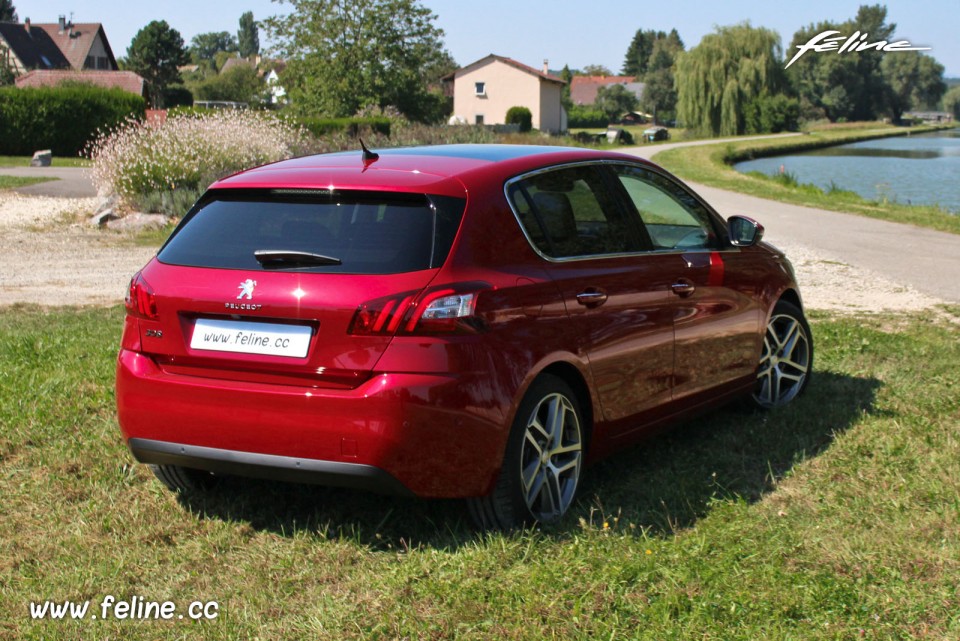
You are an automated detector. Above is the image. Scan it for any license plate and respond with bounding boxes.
[190,318,312,358]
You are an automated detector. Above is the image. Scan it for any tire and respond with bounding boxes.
[752,299,813,409]
[149,464,218,494]
[468,374,584,530]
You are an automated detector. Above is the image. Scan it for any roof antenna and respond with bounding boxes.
[359,138,379,166]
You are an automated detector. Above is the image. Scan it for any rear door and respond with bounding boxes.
[506,164,676,425]
[134,188,466,389]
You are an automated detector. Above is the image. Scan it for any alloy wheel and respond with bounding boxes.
[754,311,811,408]
[519,392,583,521]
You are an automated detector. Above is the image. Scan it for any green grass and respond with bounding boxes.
[0,175,55,190]
[2,305,960,639]
[654,124,960,235]
[0,155,91,168]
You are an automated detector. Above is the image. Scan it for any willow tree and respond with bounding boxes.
[676,23,786,136]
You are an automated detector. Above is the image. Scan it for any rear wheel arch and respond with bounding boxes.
[469,371,586,529]
[538,361,594,451]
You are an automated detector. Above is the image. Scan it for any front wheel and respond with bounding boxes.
[468,375,585,530]
[752,299,813,409]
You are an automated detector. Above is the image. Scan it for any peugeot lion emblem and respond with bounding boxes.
[237,279,257,300]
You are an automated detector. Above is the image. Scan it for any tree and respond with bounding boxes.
[622,28,682,76]
[127,21,190,109]
[0,55,15,85]
[237,11,259,58]
[595,84,638,122]
[641,36,684,123]
[264,0,452,121]
[559,64,573,110]
[190,31,237,65]
[194,65,265,103]
[881,52,945,122]
[944,86,960,120]
[581,64,613,76]
[623,29,657,76]
[675,23,787,136]
[0,0,16,21]
[787,4,897,122]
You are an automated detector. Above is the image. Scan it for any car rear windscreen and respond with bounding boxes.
[157,189,466,274]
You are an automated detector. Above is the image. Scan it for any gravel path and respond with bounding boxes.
[0,162,952,313]
[0,193,155,306]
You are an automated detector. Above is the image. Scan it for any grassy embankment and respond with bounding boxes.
[654,122,960,235]
[2,304,959,639]
[0,155,89,191]
[0,155,91,168]
[0,176,52,190]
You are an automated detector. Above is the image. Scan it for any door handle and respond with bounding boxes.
[671,279,696,297]
[576,289,608,307]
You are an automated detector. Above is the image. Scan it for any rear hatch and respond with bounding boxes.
[130,187,466,389]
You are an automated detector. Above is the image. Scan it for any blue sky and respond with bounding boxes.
[14,0,960,76]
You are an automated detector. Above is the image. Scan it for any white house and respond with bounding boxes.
[444,54,567,133]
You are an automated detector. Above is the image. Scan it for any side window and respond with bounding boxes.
[508,165,643,259]
[614,165,720,250]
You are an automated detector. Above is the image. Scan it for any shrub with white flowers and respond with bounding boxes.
[86,110,307,215]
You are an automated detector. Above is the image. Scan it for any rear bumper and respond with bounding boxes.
[128,438,414,496]
[116,348,509,498]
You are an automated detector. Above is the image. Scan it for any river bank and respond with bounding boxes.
[653,123,960,235]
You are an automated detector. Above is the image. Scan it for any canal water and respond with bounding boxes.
[733,129,960,214]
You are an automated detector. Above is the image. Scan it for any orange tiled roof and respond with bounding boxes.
[570,75,637,105]
[15,70,145,95]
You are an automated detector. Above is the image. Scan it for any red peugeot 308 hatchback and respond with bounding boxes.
[117,144,812,529]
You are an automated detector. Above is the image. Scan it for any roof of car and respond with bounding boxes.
[211,144,652,196]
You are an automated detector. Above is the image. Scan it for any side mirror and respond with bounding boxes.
[727,215,764,247]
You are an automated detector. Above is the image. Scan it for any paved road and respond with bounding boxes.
[623,137,960,304]
[1,166,97,198]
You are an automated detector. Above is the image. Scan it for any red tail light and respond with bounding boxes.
[125,273,158,320]
[349,285,488,336]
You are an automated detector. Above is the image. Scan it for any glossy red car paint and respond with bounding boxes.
[116,145,803,505]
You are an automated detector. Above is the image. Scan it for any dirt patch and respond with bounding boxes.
[0,194,155,307]
[772,240,943,313]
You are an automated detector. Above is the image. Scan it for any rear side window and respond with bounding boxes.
[158,190,466,274]
[507,165,644,259]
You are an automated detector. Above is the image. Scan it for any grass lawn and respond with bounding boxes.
[0,175,56,190]
[654,123,960,235]
[0,155,91,168]
[2,305,959,639]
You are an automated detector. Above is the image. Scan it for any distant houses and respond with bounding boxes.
[0,16,145,96]
[443,54,567,133]
[570,75,644,106]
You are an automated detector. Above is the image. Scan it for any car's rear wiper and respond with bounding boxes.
[254,250,343,268]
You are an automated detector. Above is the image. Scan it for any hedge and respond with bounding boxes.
[166,109,392,140]
[505,106,533,132]
[0,85,146,157]
[568,106,609,128]
[297,116,392,138]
